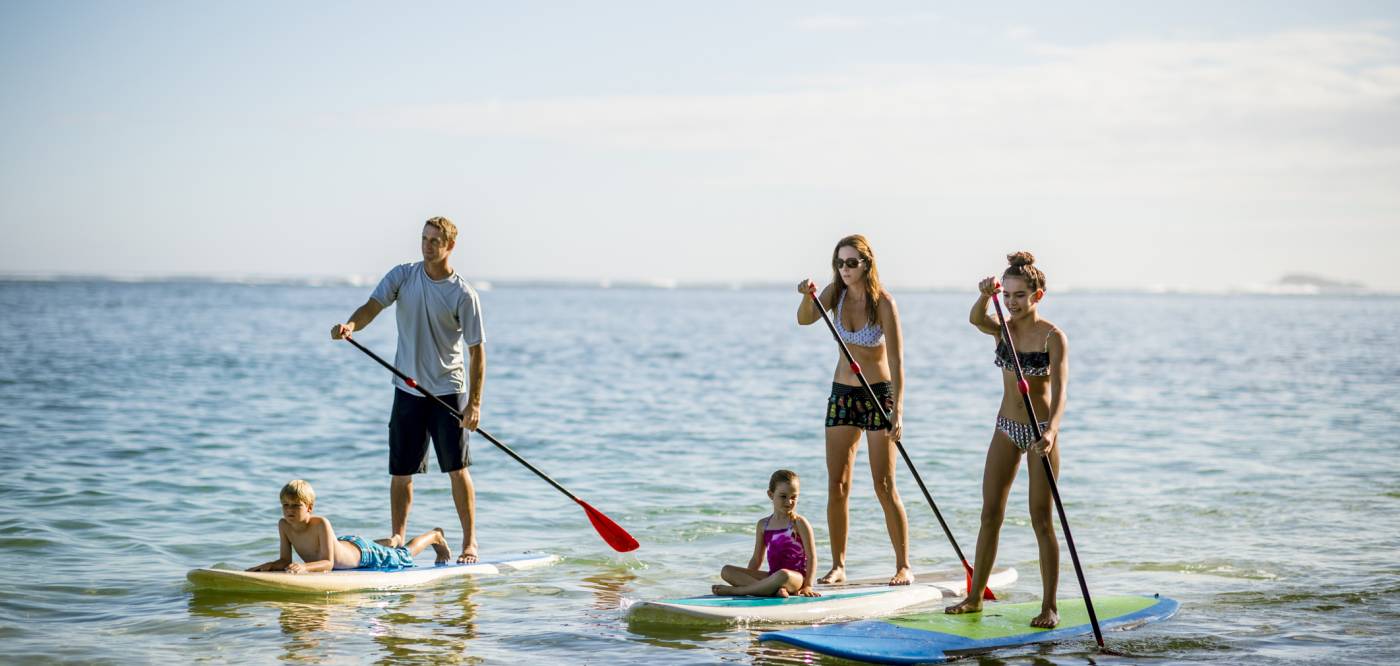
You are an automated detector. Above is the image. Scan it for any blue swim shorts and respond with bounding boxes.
[338,535,416,570]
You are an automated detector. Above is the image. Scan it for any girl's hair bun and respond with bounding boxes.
[1006,251,1035,268]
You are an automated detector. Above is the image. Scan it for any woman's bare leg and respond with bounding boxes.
[820,425,862,584]
[866,428,913,585]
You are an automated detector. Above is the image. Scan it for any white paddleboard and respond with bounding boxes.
[627,566,1017,625]
[187,552,559,594]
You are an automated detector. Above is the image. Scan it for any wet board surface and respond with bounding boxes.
[626,566,1016,625]
[186,552,559,594]
[761,593,1179,664]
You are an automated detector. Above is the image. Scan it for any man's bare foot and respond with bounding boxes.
[1030,608,1059,628]
[388,534,405,548]
[817,566,846,585]
[430,528,451,564]
[712,584,741,596]
[945,596,983,614]
[889,567,914,586]
[457,543,478,564]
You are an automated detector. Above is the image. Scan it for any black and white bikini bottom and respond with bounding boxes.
[996,415,1050,451]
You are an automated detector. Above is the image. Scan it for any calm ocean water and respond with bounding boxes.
[1,281,1397,665]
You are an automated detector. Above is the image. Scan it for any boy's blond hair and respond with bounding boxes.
[425,216,458,244]
[280,479,316,507]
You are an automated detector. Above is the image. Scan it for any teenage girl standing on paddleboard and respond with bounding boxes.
[713,470,820,598]
[796,235,913,586]
[946,252,1068,628]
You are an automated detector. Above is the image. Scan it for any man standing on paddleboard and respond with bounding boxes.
[331,216,486,564]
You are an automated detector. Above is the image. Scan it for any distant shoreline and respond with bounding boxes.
[0,273,1392,296]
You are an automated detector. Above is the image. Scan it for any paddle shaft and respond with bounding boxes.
[988,291,1104,647]
[341,334,581,503]
[804,285,977,570]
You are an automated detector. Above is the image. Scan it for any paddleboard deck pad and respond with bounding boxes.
[627,566,1016,625]
[761,593,1179,664]
[187,552,559,594]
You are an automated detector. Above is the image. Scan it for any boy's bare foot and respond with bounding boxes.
[816,566,846,585]
[889,567,914,586]
[430,528,451,564]
[1030,608,1059,628]
[944,596,983,614]
[712,584,741,596]
[457,544,478,565]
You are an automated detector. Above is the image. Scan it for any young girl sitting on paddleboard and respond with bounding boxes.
[712,470,821,598]
[945,252,1069,628]
[248,480,452,573]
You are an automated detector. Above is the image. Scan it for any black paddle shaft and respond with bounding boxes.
[341,334,580,503]
[988,291,1104,647]
[804,285,974,568]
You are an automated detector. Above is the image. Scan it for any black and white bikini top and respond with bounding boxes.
[994,328,1055,376]
[835,291,884,348]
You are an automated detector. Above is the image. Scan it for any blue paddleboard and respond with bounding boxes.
[761,593,1179,664]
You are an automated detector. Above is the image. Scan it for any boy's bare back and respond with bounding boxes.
[282,516,362,570]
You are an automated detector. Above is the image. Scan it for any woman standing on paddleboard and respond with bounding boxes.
[946,252,1068,628]
[796,234,913,586]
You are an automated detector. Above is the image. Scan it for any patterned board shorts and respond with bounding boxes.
[826,382,893,431]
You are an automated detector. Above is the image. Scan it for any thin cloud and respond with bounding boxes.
[792,12,940,32]
[355,26,1400,203]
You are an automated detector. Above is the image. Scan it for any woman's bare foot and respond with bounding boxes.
[430,528,451,564]
[775,587,790,598]
[457,543,478,564]
[1030,608,1059,628]
[712,584,741,596]
[889,567,914,586]
[817,566,846,585]
[944,596,983,614]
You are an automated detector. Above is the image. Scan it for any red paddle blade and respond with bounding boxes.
[579,499,640,552]
[964,564,998,601]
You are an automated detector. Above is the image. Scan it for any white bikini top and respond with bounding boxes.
[835,291,884,347]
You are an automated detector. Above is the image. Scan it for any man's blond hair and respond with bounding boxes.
[280,479,316,507]
[424,216,458,244]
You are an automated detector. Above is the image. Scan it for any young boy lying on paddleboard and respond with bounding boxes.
[248,480,451,573]
[712,470,820,598]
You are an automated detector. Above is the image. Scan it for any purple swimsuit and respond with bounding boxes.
[763,516,807,577]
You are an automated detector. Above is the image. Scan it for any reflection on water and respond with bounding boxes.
[186,581,483,663]
[369,581,482,663]
[581,568,637,611]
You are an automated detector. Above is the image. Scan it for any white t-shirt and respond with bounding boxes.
[370,262,485,396]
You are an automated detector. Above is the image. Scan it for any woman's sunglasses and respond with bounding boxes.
[833,257,866,269]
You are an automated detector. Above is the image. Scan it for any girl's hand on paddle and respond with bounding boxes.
[798,586,820,597]
[460,404,480,431]
[1033,429,1057,456]
[331,322,354,340]
[978,277,1000,297]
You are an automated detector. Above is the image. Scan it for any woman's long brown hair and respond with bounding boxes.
[830,234,882,330]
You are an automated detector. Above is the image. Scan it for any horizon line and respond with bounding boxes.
[0,271,1388,297]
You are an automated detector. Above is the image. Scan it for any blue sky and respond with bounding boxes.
[3,2,1398,290]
